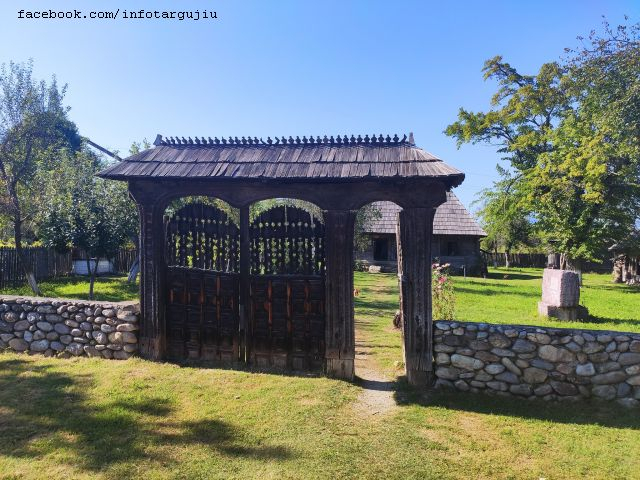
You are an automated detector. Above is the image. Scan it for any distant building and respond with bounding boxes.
[357,192,487,274]
[610,230,640,284]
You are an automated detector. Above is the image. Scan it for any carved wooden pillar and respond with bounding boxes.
[137,200,166,360]
[239,205,250,362]
[396,207,435,386]
[324,209,357,380]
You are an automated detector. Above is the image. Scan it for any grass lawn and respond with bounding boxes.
[1,269,639,479]
[0,275,139,302]
[455,267,640,333]
[356,268,640,334]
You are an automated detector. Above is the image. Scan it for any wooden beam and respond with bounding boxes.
[324,209,357,380]
[127,178,448,211]
[397,207,435,387]
[239,205,250,362]
[84,138,122,161]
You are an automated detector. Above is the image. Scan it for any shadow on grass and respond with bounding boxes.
[0,358,293,473]
[484,271,542,281]
[393,379,640,430]
[584,315,640,329]
[584,283,640,294]
[354,299,398,312]
[453,285,540,298]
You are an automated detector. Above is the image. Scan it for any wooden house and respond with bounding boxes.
[357,192,486,274]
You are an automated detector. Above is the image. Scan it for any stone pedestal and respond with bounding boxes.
[538,269,588,321]
[537,302,589,321]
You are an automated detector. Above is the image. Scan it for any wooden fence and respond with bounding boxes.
[0,247,137,289]
[481,252,548,268]
[481,251,612,272]
[111,249,138,274]
[0,247,72,289]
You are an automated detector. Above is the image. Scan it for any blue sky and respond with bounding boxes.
[0,0,637,210]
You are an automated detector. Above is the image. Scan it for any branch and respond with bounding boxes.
[83,138,122,161]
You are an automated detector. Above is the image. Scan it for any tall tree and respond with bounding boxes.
[475,169,532,268]
[446,20,640,273]
[0,60,80,294]
[39,149,131,299]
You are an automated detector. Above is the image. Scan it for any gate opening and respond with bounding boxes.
[353,202,403,381]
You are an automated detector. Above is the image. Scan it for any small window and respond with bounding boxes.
[373,238,389,261]
[446,241,458,256]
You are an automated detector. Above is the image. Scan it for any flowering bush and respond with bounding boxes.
[432,262,455,320]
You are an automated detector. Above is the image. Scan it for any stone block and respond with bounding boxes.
[541,269,580,307]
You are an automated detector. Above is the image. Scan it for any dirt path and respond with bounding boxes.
[352,336,399,417]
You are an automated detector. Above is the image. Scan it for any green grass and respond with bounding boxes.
[0,275,139,302]
[456,267,640,332]
[355,268,640,334]
[0,269,639,479]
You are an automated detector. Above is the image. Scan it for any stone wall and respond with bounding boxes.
[434,321,640,407]
[0,295,139,359]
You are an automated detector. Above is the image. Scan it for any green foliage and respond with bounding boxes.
[0,60,81,294]
[0,60,81,243]
[40,150,130,256]
[38,150,134,298]
[128,138,151,155]
[432,263,455,320]
[354,204,381,252]
[475,168,533,256]
[446,20,640,269]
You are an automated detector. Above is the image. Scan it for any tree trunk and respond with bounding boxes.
[127,256,139,283]
[13,219,41,296]
[87,258,98,300]
[504,250,510,269]
[562,254,583,285]
[612,255,624,283]
[127,234,140,283]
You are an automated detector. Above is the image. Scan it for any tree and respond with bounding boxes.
[446,20,640,273]
[39,149,131,299]
[475,169,532,268]
[354,204,381,252]
[0,60,81,294]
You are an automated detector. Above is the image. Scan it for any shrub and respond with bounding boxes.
[432,262,455,320]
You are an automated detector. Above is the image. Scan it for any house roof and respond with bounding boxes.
[97,133,464,187]
[364,192,487,237]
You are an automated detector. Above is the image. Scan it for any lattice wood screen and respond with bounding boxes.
[250,206,324,275]
[165,203,239,272]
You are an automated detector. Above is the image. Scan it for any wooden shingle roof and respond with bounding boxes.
[98,133,464,186]
[365,192,487,237]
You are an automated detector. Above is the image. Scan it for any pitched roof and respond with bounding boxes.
[98,133,464,186]
[365,192,487,237]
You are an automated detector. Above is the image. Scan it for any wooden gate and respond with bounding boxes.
[165,203,240,362]
[249,206,326,370]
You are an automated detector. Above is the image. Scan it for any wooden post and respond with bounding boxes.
[137,201,166,360]
[396,207,435,387]
[323,209,357,380]
[239,205,250,362]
